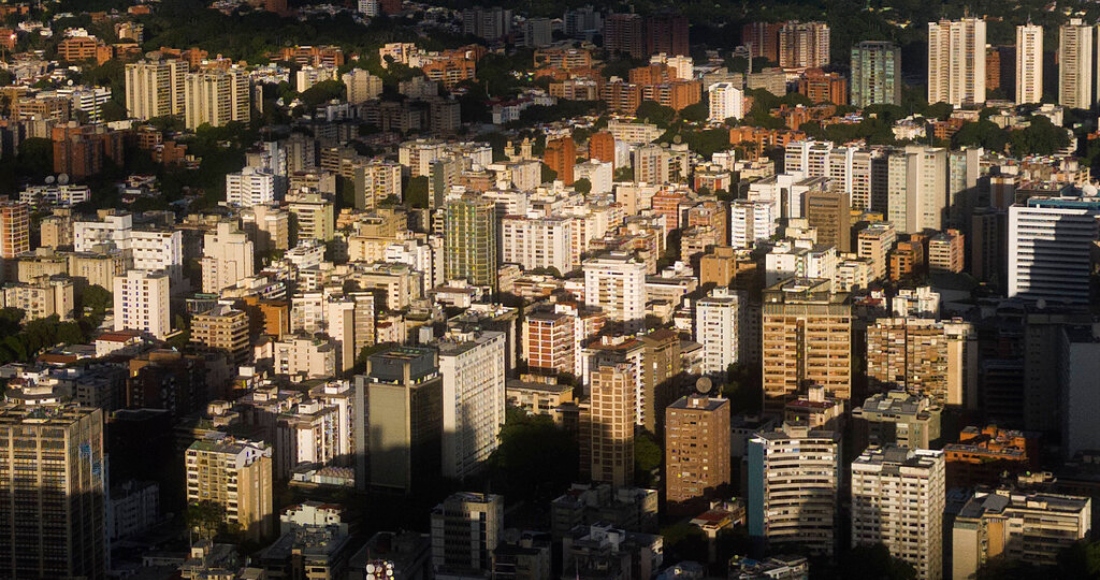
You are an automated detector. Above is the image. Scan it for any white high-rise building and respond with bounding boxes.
[124,60,186,121]
[131,229,183,282]
[1016,23,1044,105]
[500,216,574,275]
[708,82,743,122]
[113,269,170,338]
[748,422,840,558]
[1008,197,1100,304]
[927,18,986,106]
[729,200,775,249]
[201,221,255,293]
[851,447,945,580]
[226,167,276,207]
[695,287,746,376]
[357,0,379,16]
[784,140,833,178]
[583,252,647,333]
[344,69,383,104]
[886,146,948,234]
[1059,19,1094,109]
[438,330,506,480]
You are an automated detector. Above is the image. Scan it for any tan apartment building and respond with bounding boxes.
[866,318,978,406]
[191,305,251,365]
[185,438,274,542]
[761,278,852,412]
[665,392,731,515]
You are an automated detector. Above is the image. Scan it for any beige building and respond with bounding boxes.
[953,489,1091,579]
[927,229,965,274]
[430,492,503,576]
[0,403,106,579]
[344,68,383,104]
[201,221,254,294]
[287,191,335,242]
[183,69,250,130]
[125,60,187,120]
[851,447,945,580]
[69,251,127,290]
[761,278,851,411]
[185,438,274,543]
[866,317,978,406]
[17,250,68,282]
[587,363,636,488]
[274,334,336,380]
[239,204,290,255]
[505,375,575,415]
[191,305,251,365]
[858,222,897,280]
[114,269,170,338]
[1,275,75,320]
[40,210,74,248]
[665,392,731,515]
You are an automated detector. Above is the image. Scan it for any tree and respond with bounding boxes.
[540,163,558,183]
[298,79,346,109]
[574,177,592,195]
[17,138,53,178]
[634,429,661,487]
[404,175,429,208]
[485,409,578,503]
[679,101,708,123]
[187,501,225,541]
[635,100,676,128]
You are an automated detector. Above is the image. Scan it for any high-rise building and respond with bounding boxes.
[582,252,647,333]
[185,438,274,543]
[853,390,943,449]
[226,166,276,207]
[359,347,443,493]
[665,391,731,515]
[501,216,574,275]
[886,146,947,234]
[444,195,497,291]
[1008,196,1100,304]
[851,447,945,580]
[858,222,897,280]
[761,278,851,410]
[805,190,851,253]
[850,41,902,107]
[928,229,965,274]
[191,305,251,365]
[431,492,503,576]
[742,22,783,63]
[183,70,250,130]
[927,18,987,106]
[0,201,29,280]
[708,82,743,122]
[604,13,645,59]
[124,60,187,120]
[696,287,748,376]
[778,21,830,68]
[1059,19,1093,109]
[588,363,636,488]
[1015,23,1043,104]
[113,269,170,338]
[543,136,576,185]
[345,68,384,104]
[201,220,255,293]
[287,191,335,242]
[588,132,616,168]
[952,488,1091,579]
[866,318,978,406]
[748,422,840,558]
[0,404,106,579]
[646,13,689,57]
[461,6,513,40]
[523,310,576,376]
[729,200,775,249]
[437,330,506,481]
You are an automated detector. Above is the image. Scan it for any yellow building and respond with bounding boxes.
[185,438,274,543]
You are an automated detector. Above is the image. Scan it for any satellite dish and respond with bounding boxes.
[45,175,55,185]
[58,174,69,185]
[67,79,73,86]
[695,377,713,395]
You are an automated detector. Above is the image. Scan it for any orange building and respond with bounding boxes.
[543,137,577,185]
[0,202,29,260]
[651,189,689,233]
[51,123,125,180]
[534,48,593,70]
[523,310,576,376]
[798,69,848,105]
[421,56,477,89]
[588,132,616,168]
[728,127,807,160]
[0,29,16,51]
[985,46,1001,92]
[278,45,345,67]
[629,63,673,85]
[928,229,965,274]
[888,235,926,281]
[944,425,1039,489]
[742,22,783,63]
[58,36,111,64]
[642,80,702,111]
[600,80,642,114]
